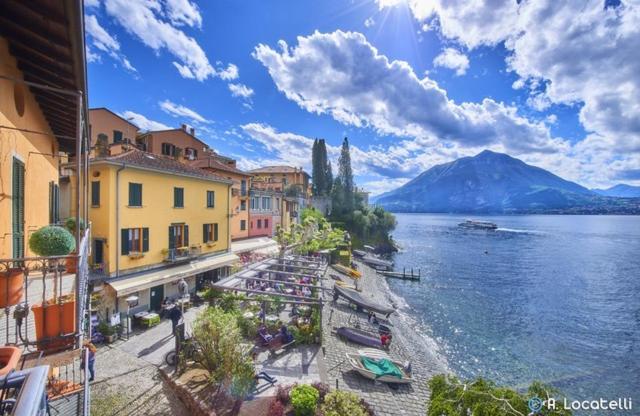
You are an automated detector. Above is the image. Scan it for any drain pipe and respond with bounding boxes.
[115,163,126,278]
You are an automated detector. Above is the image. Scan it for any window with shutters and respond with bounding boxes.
[49,181,60,224]
[91,181,100,207]
[206,190,215,208]
[12,158,25,259]
[264,219,269,228]
[240,200,246,211]
[161,142,176,156]
[128,183,142,206]
[169,224,188,249]
[203,223,219,243]
[240,220,246,231]
[257,219,262,229]
[121,227,149,255]
[113,130,123,143]
[174,187,184,208]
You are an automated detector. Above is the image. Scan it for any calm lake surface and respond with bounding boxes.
[389,214,640,407]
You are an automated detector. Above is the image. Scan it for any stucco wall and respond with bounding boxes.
[89,108,138,148]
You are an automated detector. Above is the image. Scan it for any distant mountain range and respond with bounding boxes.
[592,184,640,198]
[372,150,640,214]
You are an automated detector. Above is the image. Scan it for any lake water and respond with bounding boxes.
[389,214,640,410]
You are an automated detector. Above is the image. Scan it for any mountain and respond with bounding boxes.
[373,150,640,214]
[592,184,640,198]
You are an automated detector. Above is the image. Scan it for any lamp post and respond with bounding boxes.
[125,295,139,339]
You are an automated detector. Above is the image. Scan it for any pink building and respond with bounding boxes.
[249,189,276,237]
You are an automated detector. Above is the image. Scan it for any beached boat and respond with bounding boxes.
[361,255,393,269]
[332,264,362,279]
[458,219,498,230]
[352,249,367,258]
[334,280,358,290]
[334,286,395,317]
[336,327,383,348]
[346,351,413,384]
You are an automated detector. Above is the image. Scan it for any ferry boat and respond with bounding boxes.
[458,219,498,230]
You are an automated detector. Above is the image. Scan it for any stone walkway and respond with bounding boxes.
[320,261,446,416]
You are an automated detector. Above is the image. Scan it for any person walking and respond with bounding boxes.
[81,341,97,382]
[169,305,183,336]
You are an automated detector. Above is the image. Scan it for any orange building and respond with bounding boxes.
[138,125,208,161]
[89,107,139,153]
[191,155,252,241]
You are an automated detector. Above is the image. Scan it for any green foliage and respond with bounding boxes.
[321,390,369,416]
[97,321,115,336]
[29,226,76,256]
[427,374,572,416]
[235,314,258,339]
[291,308,321,344]
[290,384,319,416]
[301,207,324,223]
[332,137,354,214]
[312,138,333,196]
[191,307,255,398]
[63,217,86,234]
[276,211,346,256]
[218,292,246,313]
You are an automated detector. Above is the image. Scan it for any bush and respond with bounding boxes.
[290,384,319,416]
[320,390,369,416]
[29,226,76,256]
[64,217,86,234]
[267,398,285,416]
[427,374,571,416]
[236,314,258,339]
[276,384,294,405]
[310,382,329,402]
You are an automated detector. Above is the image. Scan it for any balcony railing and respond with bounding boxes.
[0,228,91,415]
[164,246,201,263]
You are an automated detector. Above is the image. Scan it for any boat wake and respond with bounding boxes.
[496,227,545,235]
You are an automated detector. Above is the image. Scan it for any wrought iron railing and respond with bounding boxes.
[164,246,201,262]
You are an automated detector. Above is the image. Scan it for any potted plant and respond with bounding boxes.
[63,217,85,274]
[28,225,77,351]
[97,321,117,343]
[0,266,24,308]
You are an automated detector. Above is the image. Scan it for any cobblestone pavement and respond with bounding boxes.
[321,261,447,416]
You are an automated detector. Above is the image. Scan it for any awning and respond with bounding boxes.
[231,237,278,254]
[107,252,239,297]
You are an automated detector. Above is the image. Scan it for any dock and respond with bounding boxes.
[377,268,421,281]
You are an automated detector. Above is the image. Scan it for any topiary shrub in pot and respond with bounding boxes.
[63,217,85,273]
[28,226,76,351]
[290,384,319,416]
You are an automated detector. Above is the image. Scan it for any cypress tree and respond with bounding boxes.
[337,137,354,211]
[311,139,323,196]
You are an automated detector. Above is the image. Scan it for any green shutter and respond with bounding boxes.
[214,223,219,241]
[91,181,100,206]
[53,184,59,223]
[203,224,208,243]
[184,225,189,246]
[174,188,184,207]
[169,226,175,250]
[12,158,25,259]
[128,183,134,206]
[121,229,130,255]
[129,183,142,206]
[142,228,149,252]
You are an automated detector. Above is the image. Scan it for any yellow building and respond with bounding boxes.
[88,148,238,315]
[191,154,252,241]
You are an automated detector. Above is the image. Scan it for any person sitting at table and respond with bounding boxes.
[279,325,294,344]
[301,286,311,297]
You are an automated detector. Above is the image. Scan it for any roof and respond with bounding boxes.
[146,128,209,149]
[89,107,139,130]
[249,166,310,176]
[191,156,252,177]
[91,149,233,184]
[1,0,88,153]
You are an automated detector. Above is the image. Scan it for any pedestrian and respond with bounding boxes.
[169,305,183,336]
[367,311,373,323]
[81,340,97,382]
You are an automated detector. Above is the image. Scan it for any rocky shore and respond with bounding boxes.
[320,261,448,416]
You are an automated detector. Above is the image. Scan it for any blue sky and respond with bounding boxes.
[84,0,639,194]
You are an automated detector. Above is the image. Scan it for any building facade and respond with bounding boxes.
[138,125,208,160]
[248,189,278,237]
[89,107,139,153]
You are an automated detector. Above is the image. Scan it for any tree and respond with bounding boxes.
[334,137,354,213]
[312,139,332,196]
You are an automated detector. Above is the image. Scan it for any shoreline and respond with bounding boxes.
[320,260,448,415]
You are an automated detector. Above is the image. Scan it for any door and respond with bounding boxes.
[149,284,164,311]
[94,240,104,264]
[12,158,25,259]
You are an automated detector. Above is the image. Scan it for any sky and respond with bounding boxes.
[84,0,640,195]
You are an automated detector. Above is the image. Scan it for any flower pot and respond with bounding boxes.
[66,252,78,274]
[32,298,76,351]
[0,269,24,308]
[105,334,117,343]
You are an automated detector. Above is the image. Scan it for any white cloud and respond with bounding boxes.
[218,63,239,81]
[103,0,216,81]
[120,110,171,131]
[84,0,100,8]
[364,17,375,27]
[164,0,202,28]
[159,100,210,124]
[85,14,137,73]
[228,83,255,99]
[433,47,469,76]
[253,30,563,155]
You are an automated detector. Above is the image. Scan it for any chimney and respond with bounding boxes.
[190,127,195,136]
[181,124,187,131]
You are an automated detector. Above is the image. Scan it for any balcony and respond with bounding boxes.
[0,228,91,415]
[164,246,202,263]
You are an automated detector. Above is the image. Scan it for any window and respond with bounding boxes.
[129,183,142,206]
[161,142,176,156]
[113,130,123,143]
[251,196,260,210]
[203,223,219,243]
[12,158,25,259]
[257,219,262,229]
[169,224,189,249]
[49,181,60,223]
[207,191,215,208]
[121,227,149,254]
[240,179,247,196]
[264,219,269,228]
[91,181,100,207]
[240,200,246,211]
[185,147,198,160]
[262,197,271,210]
[174,187,184,208]
[240,220,246,231]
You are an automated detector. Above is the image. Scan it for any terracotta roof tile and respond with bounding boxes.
[190,157,252,176]
[248,166,309,176]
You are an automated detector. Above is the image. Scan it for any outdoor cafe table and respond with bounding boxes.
[136,312,160,328]
[265,315,279,323]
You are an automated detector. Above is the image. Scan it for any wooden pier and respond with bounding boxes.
[377,267,421,281]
